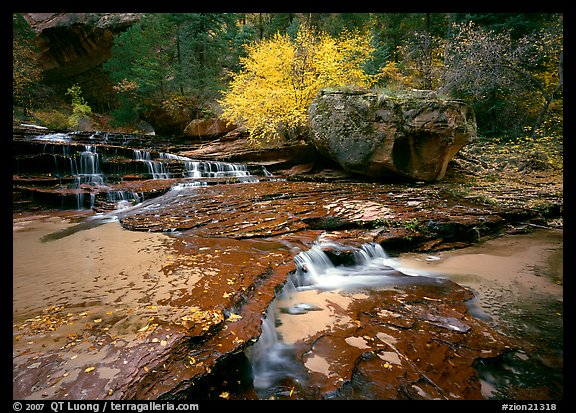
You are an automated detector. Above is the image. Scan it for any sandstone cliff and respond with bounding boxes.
[21,13,141,112]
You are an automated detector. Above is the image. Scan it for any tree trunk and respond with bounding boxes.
[531,50,563,137]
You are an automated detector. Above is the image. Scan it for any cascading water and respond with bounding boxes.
[76,145,104,185]
[291,241,430,291]
[247,302,306,396]
[17,131,267,210]
[247,239,441,397]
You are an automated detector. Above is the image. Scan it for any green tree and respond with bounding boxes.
[104,13,241,127]
[169,13,239,99]
[103,13,174,126]
[66,84,92,129]
[13,13,43,116]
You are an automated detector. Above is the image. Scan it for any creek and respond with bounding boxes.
[12,131,563,400]
[247,229,563,400]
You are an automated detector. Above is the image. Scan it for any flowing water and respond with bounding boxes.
[247,230,563,399]
[393,229,563,399]
[13,132,563,399]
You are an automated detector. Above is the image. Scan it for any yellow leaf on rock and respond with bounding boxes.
[227,313,242,322]
[138,324,150,332]
[219,392,230,399]
[84,367,95,373]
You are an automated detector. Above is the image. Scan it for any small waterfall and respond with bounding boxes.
[247,303,305,398]
[292,243,335,286]
[262,166,274,177]
[183,160,252,179]
[32,132,71,142]
[247,239,442,397]
[352,242,388,265]
[76,146,104,186]
[133,149,170,179]
[106,191,142,209]
[292,240,405,291]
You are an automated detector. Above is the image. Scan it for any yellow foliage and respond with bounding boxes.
[219,25,379,145]
[379,61,412,89]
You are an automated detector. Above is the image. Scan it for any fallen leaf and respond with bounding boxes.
[138,324,150,332]
[226,313,242,322]
[219,392,229,399]
[160,340,168,347]
[84,367,95,373]
[93,318,102,323]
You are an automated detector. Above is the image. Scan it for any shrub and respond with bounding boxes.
[219,24,380,145]
[65,84,93,129]
[31,110,70,131]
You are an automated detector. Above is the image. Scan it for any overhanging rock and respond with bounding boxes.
[308,88,477,181]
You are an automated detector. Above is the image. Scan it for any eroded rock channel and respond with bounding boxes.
[13,130,562,400]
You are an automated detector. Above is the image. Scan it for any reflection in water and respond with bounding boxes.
[248,229,563,399]
[248,239,446,398]
[13,214,175,321]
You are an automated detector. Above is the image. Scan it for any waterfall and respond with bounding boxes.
[262,166,274,177]
[106,191,142,209]
[247,303,305,397]
[133,149,170,179]
[291,240,403,291]
[352,242,388,265]
[183,160,252,179]
[247,239,441,397]
[76,146,104,185]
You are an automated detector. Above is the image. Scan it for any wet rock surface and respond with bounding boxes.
[12,215,515,400]
[12,130,562,400]
[276,282,513,400]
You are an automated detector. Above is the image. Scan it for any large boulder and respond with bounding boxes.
[183,117,236,138]
[308,88,477,181]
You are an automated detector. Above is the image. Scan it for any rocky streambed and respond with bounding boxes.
[12,129,563,400]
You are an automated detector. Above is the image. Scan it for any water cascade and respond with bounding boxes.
[133,149,170,179]
[248,239,441,397]
[14,131,268,210]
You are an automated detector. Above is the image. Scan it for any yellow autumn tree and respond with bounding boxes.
[219,25,380,145]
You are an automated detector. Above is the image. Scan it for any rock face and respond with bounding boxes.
[22,13,141,81]
[21,13,141,112]
[308,89,477,181]
[183,118,236,138]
